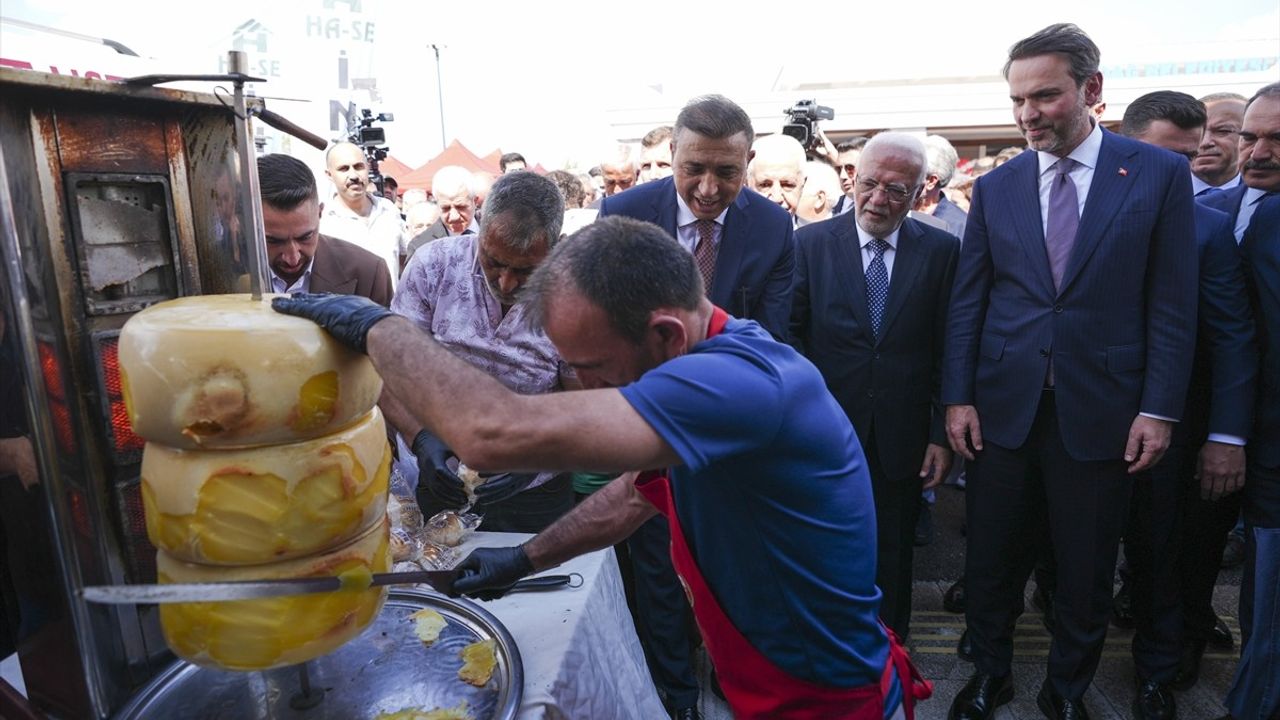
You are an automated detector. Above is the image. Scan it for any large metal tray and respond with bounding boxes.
[114,588,523,719]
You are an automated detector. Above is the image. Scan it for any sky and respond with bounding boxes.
[5,0,1279,169]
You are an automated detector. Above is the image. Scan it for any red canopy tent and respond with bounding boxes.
[398,140,502,191]
[377,155,415,185]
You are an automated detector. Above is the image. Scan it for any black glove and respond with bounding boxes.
[412,429,469,510]
[474,472,540,506]
[452,546,535,600]
[271,292,394,354]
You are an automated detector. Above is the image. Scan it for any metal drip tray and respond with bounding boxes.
[115,588,523,719]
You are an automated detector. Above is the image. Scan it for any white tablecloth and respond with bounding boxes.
[458,532,668,720]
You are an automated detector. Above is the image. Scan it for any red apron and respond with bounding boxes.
[632,306,932,719]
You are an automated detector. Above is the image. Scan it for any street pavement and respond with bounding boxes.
[694,484,1243,719]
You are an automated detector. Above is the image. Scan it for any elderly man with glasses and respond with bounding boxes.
[790,131,959,641]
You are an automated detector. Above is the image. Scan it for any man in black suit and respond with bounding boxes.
[1221,83,1280,720]
[1114,91,1258,720]
[943,25,1197,720]
[405,165,479,258]
[790,132,958,640]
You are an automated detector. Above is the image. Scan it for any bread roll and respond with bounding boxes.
[142,409,390,565]
[119,294,382,449]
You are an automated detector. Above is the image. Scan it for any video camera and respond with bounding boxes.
[346,107,395,196]
[781,99,834,153]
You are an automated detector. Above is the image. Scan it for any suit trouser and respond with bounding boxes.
[865,434,925,639]
[1123,446,1185,682]
[965,390,1131,700]
[1241,458,1280,649]
[1175,452,1242,644]
[626,514,700,708]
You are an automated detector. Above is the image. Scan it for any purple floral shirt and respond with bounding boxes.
[392,234,570,396]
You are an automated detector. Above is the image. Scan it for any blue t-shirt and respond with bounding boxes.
[619,318,891,693]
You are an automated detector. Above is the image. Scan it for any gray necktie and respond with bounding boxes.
[1045,157,1079,291]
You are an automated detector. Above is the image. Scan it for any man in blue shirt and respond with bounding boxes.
[274,216,926,719]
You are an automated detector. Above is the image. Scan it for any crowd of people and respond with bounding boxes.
[255,21,1279,720]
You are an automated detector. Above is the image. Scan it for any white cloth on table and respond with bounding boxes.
[456,532,667,720]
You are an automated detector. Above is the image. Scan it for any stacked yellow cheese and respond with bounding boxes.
[120,294,391,671]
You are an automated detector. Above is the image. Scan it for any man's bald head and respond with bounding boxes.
[749,134,807,215]
[325,142,372,211]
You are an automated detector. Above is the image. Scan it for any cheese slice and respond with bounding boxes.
[457,639,497,687]
[408,608,447,646]
[157,516,390,671]
[119,293,383,449]
[142,409,390,565]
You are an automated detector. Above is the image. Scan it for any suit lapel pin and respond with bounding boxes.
[1118,167,1128,177]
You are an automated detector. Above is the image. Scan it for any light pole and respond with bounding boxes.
[431,44,446,150]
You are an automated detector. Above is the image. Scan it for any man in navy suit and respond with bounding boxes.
[942,25,1198,720]
[1221,83,1280,720]
[790,132,958,640]
[600,95,794,340]
[598,94,794,720]
[1114,91,1257,720]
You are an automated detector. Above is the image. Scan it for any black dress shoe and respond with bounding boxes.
[1133,678,1176,720]
[948,672,1013,720]
[1112,581,1135,629]
[957,628,974,662]
[672,707,701,720]
[1172,638,1207,691]
[1208,616,1234,649]
[944,578,967,614]
[1037,682,1091,720]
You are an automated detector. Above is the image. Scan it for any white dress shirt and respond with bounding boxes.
[1036,120,1102,233]
[674,191,727,254]
[1191,172,1241,197]
[269,261,313,294]
[1234,187,1271,244]
[320,192,405,288]
[854,221,902,280]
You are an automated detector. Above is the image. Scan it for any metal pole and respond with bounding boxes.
[228,50,270,300]
[432,44,446,150]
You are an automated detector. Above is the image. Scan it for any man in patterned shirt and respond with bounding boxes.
[384,171,577,532]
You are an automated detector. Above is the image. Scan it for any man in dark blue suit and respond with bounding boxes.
[598,94,794,720]
[1221,83,1280,720]
[1114,91,1258,720]
[942,25,1198,720]
[599,96,794,341]
[790,132,958,640]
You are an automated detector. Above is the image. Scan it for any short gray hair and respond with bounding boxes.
[924,135,960,188]
[431,165,474,199]
[601,143,636,171]
[480,171,565,252]
[675,94,755,147]
[861,132,928,188]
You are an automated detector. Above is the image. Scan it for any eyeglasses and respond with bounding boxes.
[855,177,915,204]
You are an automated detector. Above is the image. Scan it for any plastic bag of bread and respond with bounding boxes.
[422,510,481,548]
